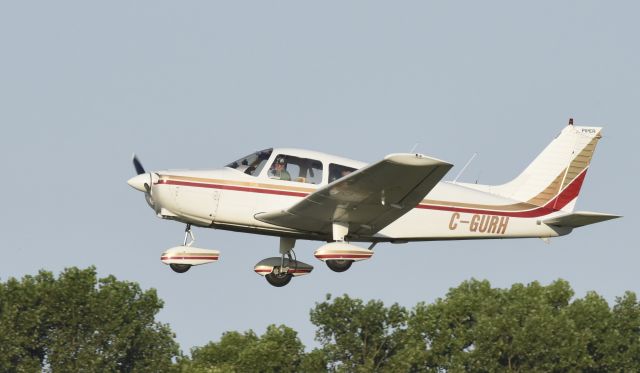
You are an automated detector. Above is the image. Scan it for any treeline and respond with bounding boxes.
[1,268,639,372]
[0,267,177,372]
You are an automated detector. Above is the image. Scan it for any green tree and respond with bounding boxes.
[0,267,179,372]
[237,324,305,372]
[608,291,640,370]
[179,280,640,373]
[309,294,407,372]
[566,291,613,371]
[398,279,640,372]
[0,271,54,372]
[469,280,586,371]
[182,324,304,373]
[299,348,329,373]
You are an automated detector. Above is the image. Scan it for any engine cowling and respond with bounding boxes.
[313,242,374,262]
[161,246,220,266]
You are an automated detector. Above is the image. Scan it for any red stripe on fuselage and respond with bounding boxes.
[158,179,308,198]
[158,169,587,218]
[416,170,587,218]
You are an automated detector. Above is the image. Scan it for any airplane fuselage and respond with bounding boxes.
[146,163,571,243]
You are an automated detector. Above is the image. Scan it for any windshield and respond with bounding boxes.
[226,148,273,176]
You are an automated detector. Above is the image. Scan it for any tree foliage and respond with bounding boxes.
[3,268,639,372]
[309,294,407,372]
[179,325,304,373]
[0,267,179,372]
[422,280,638,371]
[179,279,640,372]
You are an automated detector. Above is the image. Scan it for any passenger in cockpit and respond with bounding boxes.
[329,164,354,182]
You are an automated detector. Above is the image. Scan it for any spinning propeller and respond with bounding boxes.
[133,154,146,175]
[128,154,156,207]
[132,154,152,193]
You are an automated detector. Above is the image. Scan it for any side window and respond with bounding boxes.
[329,164,356,183]
[268,155,323,184]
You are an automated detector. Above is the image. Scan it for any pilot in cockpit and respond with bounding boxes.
[270,157,291,181]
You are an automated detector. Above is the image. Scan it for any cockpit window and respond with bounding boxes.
[268,154,323,184]
[226,148,273,176]
[329,163,356,182]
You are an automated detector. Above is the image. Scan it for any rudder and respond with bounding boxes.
[477,120,603,212]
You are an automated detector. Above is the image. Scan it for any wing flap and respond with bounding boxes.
[543,211,621,228]
[255,153,453,236]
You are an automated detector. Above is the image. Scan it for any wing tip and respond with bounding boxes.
[384,153,452,167]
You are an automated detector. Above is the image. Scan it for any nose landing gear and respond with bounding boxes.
[169,225,196,273]
[161,224,220,273]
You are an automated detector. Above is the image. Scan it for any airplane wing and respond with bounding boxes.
[254,153,453,237]
[543,211,621,228]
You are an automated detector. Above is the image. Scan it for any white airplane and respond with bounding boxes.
[128,120,619,287]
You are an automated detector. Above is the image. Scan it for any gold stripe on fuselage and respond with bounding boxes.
[161,174,317,193]
[161,137,596,215]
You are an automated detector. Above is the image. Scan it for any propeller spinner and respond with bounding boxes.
[128,154,152,193]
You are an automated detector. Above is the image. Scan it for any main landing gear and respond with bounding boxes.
[326,259,353,272]
[254,238,313,287]
[170,263,191,273]
[265,254,294,287]
[313,222,376,273]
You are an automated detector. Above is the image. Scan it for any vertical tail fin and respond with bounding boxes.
[485,121,603,212]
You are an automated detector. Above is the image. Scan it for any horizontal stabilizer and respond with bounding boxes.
[543,211,620,228]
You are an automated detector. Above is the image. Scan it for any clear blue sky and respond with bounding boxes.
[1,1,637,352]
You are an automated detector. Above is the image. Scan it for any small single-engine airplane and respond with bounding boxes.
[128,119,619,287]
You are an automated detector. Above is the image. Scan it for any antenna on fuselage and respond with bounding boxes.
[409,143,420,154]
[474,170,482,184]
[452,152,478,183]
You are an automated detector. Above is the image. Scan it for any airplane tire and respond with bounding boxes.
[326,260,353,273]
[265,272,292,287]
[170,263,191,273]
